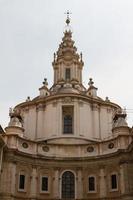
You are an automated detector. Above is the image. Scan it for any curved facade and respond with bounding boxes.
[0,16,133,200]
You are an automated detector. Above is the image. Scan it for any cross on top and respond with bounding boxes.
[65,10,72,19]
[64,10,72,25]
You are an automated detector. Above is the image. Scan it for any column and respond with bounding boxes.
[75,65,78,80]
[80,69,82,83]
[30,167,37,199]
[74,64,76,79]
[60,64,63,80]
[54,69,56,84]
[72,64,74,79]
[99,168,107,198]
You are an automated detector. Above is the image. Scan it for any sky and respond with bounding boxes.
[0,0,133,128]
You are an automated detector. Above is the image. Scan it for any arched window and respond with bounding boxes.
[64,115,72,134]
[62,171,75,199]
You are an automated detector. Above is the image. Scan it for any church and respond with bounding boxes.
[0,14,133,200]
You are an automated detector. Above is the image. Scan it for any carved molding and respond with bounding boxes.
[62,97,73,103]
[91,104,100,111]
[78,100,84,106]
[52,100,57,107]
[36,103,45,111]
[107,108,112,113]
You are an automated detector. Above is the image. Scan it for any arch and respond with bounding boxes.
[61,171,75,199]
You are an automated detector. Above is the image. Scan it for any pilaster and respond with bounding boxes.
[120,164,125,194]
[92,104,100,139]
[74,101,79,136]
[30,167,37,198]
[99,168,107,198]
[36,104,45,139]
[53,169,59,199]
[77,169,83,199]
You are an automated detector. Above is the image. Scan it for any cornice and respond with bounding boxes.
[4,146,132,163]
[4,133,132,146]
[15,93,121,111]
[3,134,133,163]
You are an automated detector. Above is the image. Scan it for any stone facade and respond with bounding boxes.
[0,15,133,200]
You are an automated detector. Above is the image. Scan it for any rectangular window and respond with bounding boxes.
[19,174,25,190]
[41,177,48,192]
[62,106,73,134]
[64,115,72,133]
[88,177,95,191]
[111,174,117,189]
[65,68,70,80]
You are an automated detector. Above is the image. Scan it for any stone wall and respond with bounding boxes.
[0,148,133,200]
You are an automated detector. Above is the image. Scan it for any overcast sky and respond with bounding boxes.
[0,0,133,128]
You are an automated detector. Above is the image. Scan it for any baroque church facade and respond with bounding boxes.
[0,15,133,200]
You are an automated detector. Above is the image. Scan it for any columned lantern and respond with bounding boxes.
[51,13,84,92]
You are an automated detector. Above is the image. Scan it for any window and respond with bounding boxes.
[88,176,95,191]
[111,174,117,190]
[64,115,72,133]
[65,68,70,80]
[19,174,25,190]
[62,171,75,199]
[41,177,48,192]
[62,106,73,134]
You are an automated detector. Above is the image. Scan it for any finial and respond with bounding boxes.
[105,96,110,102]
[54,53,56,62]
[80,52,83,61]
[26,96,31,102]
[9,107,13,115]
[65,10,72,25]
[43,78,48,86]
[88,78,94,86]
[123,107,127,115]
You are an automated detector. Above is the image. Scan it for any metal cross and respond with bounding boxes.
[64,10,72,19]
